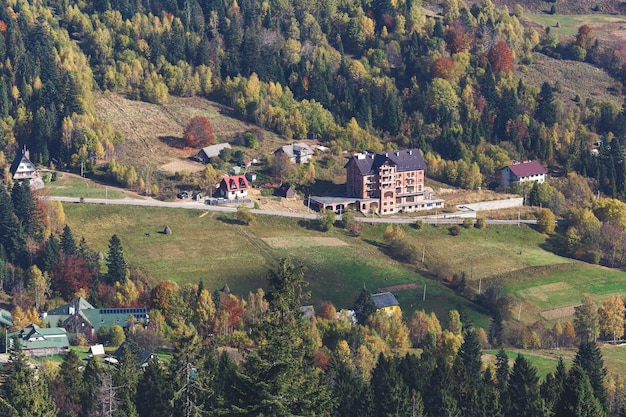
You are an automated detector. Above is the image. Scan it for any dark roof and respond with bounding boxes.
[10,146,35,175]
[113,341,153,366]
[346,149,426,175]
[372,292,399,309]
[504,161,546,178]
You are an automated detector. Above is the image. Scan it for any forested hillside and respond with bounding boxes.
[3,0,626,414]
[3,0,626,195]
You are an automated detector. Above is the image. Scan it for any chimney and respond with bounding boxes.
[409,150,412,155]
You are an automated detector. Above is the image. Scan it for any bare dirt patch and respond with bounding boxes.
[249,188,314,214]
[377,283,422,292]
[159,157,205,174]
[262,237,348,248]
[433,188,520,207]
[541,304,581,320]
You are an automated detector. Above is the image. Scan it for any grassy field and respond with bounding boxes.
[483,348,574,379]
[525,13,626,38]
[45,172,129,199]
[62,203,626,329]
[484,345,626,380]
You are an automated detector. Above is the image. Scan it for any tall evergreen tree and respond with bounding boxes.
[0,185,26,265]
[1,338,57,417]
[53,349,85,417]
[554,365,605,417]
[105,234,128,285]
[541,356,567,413]
[136,357,173,417]
[353,288,377,324]
[42,234,59,273]
[231,258,334,416]
[60,224,76,255]
[370,353,411,416]
[574,341,609,413]
[505,355,546,417]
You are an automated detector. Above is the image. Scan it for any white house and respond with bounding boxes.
[501,161,547,188]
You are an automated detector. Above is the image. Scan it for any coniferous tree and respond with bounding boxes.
[554,365,605,417]
[541,356,566,413]
[42,234,59,273]
[574,341,609,413]
[114,343,141,417]
[536,82,558,127]
[1,338,57,417]
[60,224,76,255]
[136,357,173,417]
[328,352,372,417]
[105,234,128,285]
[353,288,377,324]
[0,185,26,266]
[370,353,411,416]
[11,181,41,240]
[506,354,546,417]
[231,258,334,416]
[53,349,85,417]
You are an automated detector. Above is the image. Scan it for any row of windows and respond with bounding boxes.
[100,308,147,315]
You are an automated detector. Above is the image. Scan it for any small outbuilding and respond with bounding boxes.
[276,184,296,199]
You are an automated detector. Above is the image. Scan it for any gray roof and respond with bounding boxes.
[113,341,153,366]
[347,149,426,175]
[372,292,399,309]
[276,143,314,158]
[199,143,232,158]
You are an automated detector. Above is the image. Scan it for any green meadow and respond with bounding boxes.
[62,204,626,327]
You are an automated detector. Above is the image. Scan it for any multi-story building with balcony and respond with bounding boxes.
[345,149,444,214]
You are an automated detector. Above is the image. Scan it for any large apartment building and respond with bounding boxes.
[345,149,444,214]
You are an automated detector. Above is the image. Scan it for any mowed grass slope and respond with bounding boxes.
[62,204,626,327]
[63,203,482,321]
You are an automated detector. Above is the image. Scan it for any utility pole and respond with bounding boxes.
[422,245,425,263]
[518,303,522,321]
[422,284,426,301]
[478,277,482,295]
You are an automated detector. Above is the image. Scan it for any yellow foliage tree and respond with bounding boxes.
[598,295,626,343]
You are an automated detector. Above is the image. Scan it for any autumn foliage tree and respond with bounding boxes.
[183,116,215,148]
[488,41,514,74]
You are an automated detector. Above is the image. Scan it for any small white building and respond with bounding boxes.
[219,175,249,200]
[501,161,547,188]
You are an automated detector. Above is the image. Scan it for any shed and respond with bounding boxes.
[276,184,296,198]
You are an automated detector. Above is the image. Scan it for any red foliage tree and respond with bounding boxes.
[576,24,595,51]
[488,41,514,74]
[431,56,463,81]
[446,20,473,54]
[51,254,93,300]
[317,302,338,321]
[183,116,215,148]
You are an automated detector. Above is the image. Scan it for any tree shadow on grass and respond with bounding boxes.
[217,214,247,225]
[158,135,186,149]
[298,219,320,231]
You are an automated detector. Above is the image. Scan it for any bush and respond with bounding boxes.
[415,219,424,230]
[537,208,556,234]
[475,218,487,229]
[449,225,461,236]
[463,218,473,229]
[318,209,336,232]
[235,206,255,225]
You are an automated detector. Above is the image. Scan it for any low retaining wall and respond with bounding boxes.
[457,197,523,212]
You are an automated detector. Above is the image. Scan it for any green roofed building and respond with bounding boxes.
[42,298,149,343]
[8,324,69,357]
[0,309,13,328]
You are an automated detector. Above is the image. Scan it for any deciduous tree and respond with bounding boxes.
[183,116,215,148]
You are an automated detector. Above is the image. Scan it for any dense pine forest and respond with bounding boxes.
[3,0,626,415]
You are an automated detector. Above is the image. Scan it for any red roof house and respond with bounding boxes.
[219,175,249,200]
[501,161,547,187]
